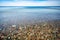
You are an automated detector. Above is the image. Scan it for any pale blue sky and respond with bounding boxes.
[0,0,60,2]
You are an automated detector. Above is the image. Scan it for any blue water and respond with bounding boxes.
[0,6,60,24]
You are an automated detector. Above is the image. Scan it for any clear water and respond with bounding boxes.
[0,6,60,25]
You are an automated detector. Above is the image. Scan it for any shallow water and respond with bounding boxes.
[0,6,60,25]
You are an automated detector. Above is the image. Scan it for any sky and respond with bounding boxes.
[0,0,60,1]
[0,0,46,1]
[0,0,60,6]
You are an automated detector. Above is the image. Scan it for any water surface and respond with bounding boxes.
[0,6,60,25]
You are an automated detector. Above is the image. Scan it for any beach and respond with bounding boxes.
[0,6,60,40]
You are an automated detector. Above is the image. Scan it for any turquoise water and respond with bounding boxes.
[0,6,60,24]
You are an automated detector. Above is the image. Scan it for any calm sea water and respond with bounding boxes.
[0,6,60,25]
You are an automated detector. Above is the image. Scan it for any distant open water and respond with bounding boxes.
[0,6,60,25]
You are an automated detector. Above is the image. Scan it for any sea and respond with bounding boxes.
[0,6,60,28]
